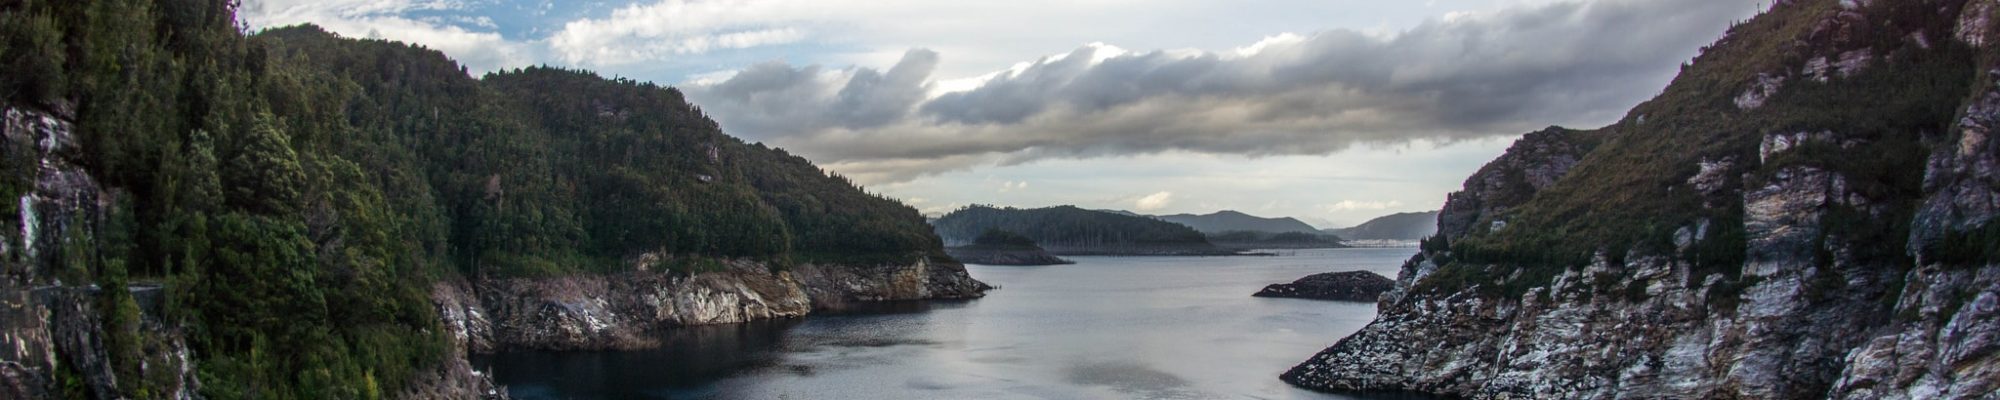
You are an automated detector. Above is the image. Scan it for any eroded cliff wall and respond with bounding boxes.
[433,257,989,352]
[1284,1,2000,398]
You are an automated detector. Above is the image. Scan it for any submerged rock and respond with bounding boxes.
[1254,271,1394,302]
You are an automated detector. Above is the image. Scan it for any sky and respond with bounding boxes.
[240,0,1766,228]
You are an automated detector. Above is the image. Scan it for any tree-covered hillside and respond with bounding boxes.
[1155,210,1320,234]
[1426,0,1983,297]
[0,0,946,398]
[931,205,1222,254]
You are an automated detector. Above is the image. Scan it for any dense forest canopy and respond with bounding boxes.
[969,229,1040,248]
[1155,210,1321,234]
[931,205,1214,249]
[1206,230,1341,245]
[0,0,945,397]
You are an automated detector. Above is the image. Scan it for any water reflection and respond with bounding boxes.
[473,320,799,399]
[477,248,1423,400]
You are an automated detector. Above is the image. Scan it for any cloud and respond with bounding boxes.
[1135,191,1175,212]
[549,0,814,66]
[1321,200,1405,212]
[683,49,939,142]
[242,0,537,73]
[241,0,1761,187]
[681,0,1760,184]
[999,180,1030,193]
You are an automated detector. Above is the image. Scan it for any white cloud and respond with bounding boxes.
[549,0,816,66]
[242,0,536,73]
[1321,200,1405,212]
[1135,191,1175,212]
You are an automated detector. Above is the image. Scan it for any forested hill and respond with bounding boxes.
[1324,210,1439,241]
[931,205,1226,254]
[256,26,945,272]
[0,0,949,397]
[1154,210,1320,234]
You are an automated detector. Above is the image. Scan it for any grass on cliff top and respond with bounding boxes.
[1425,0,1983,299]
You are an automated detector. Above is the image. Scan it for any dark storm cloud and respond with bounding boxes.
[684,0,1760,183]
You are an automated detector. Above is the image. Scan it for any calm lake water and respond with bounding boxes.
[475,247,1418,399]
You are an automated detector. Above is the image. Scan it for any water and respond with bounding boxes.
[476,247,1418,399]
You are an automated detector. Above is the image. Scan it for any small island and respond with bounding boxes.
[946,229,1074,266]
[932,205,1241,256]
[1253,271,1394,302]
[1206,230,1348,250]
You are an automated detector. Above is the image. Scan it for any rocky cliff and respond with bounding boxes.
[1284,0,2000,399]
[0,103,991,398]
[0,106,205,400]
[0,105,500,399]
[433,256,988,352]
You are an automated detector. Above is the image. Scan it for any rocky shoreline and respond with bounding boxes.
[1280,1,2000,397]
[432,256,991,352]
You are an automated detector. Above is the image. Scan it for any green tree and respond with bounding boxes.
[0,8,65,104]
[224,113,307,215]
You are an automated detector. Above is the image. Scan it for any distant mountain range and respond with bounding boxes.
[1154,211,1320,234]
[1323,211,1439,241]
[1079,209,1439,241]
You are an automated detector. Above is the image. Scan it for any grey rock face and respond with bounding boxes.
[1283,3,2000,396]
[0,107,201,400]
[1436,127,1592,241]
[433,255,989,352]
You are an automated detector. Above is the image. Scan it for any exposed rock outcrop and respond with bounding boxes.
[434,256,989,352]
[1435,127,1595,241]
[1254,271,1394,302]
[0,107,201,400]
[1283,1,2000,399]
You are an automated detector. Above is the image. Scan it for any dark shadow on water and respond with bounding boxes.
[473,299,978,399]
[813,298,977,315]
[472,319,801,400]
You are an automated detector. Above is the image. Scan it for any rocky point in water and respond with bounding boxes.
[1254,271,1394,301]
[944,229,1073,266]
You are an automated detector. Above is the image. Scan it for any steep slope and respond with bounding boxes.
[0,1,986,398]
[932,205,1229,255]
[1284,0,2000,399]
[1325,211,1440,241]
[1156,210,1321,234]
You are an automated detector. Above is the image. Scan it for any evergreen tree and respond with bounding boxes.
[224,112,306,215]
